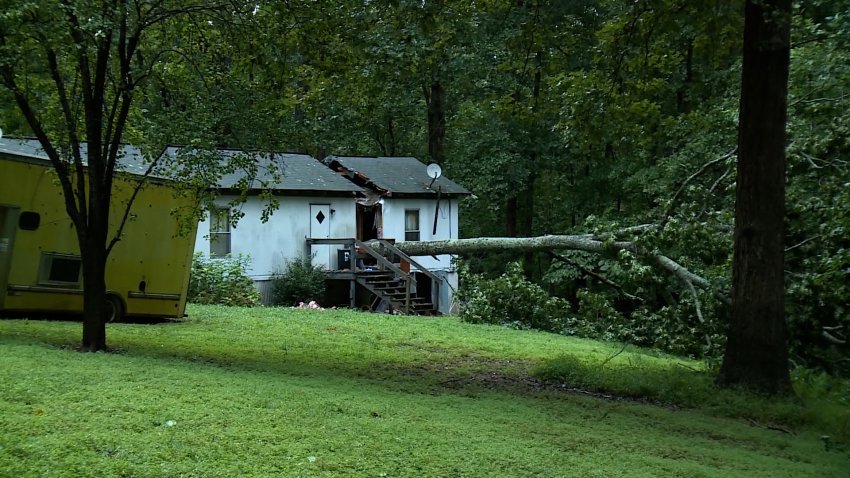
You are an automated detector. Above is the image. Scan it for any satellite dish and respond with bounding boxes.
[426,163,442,180]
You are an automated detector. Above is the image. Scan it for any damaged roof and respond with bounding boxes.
[324,156,470,197]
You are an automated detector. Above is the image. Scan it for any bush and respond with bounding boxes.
[188,253,261,307]
[457,262,573,333]
[459,262,728,359]
[271,257,327,306]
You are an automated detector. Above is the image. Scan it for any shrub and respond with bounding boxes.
[457,262,573,333]
[458,262,729,359]
[271,257,327,306]
[188,253,261,307]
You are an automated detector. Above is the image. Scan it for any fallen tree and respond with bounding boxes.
[381,232,729,352]
[385,233,726,302]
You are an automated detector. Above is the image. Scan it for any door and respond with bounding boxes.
[309,204,331,269]
[356,204,380,241]
[0,205,20,309]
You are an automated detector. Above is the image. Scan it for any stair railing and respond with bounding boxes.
[355,239,414,313]
[377,240,440,313]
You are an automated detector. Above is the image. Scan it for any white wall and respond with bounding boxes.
[195,193,461,314]
[195,195,357,279]
[381,197,459,271]
[382,197,460,314]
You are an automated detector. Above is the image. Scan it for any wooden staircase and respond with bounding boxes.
[306,237,441,315]
[356,271,437,315]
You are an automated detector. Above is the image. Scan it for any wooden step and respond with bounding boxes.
[370,281,405,289]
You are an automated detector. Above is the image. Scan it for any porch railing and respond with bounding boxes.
[304,237,439,314]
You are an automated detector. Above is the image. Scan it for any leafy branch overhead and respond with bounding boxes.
[0,0,271,351]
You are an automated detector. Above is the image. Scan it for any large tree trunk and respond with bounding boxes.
[78,179,111,352]
[81,246,108,352]
[505,197,518,236]
[386,234,722,301]
[718,0,792,393]
[427,79,446,165]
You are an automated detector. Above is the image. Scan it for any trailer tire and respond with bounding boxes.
[105,294,124,323]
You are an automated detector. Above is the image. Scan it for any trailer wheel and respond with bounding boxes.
[105,294,124,323]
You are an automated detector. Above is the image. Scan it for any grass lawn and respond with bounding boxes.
[1,305,848,477]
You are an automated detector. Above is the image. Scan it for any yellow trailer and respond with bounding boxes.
[0,139,197,321]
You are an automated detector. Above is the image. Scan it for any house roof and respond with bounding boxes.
[0,138,168,179]
[324,156,470,197]
[164,147,364,194]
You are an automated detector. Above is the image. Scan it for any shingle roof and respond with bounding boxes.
[163,147,363,193]
[0,138,167,179]
[324,156,470,196]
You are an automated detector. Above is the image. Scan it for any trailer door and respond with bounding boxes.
[0,205,19,309]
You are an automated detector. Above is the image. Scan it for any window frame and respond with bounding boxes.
[404,209,420,242]
[38,252,83,287]
[209,208,232,258]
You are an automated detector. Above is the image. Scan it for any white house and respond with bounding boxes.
[189,148,470,314]
[324,156,470,314]
[186,148,363,301]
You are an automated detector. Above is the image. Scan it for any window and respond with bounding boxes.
[38,253,82,287]
[404,209,420,241]
[209,208,231,257]
[18,211,40,231]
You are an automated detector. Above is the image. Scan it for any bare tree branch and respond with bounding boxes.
[661,147,737,225]
[39,38,89,223]
[822,331,846,345]
[0,30,82,226]
[785,235,820,253]
[106,153,165,256]
[547,251,644,302]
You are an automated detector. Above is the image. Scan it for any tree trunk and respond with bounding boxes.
[505,197,518,237]
[78,183,110,351]
[718,0,792,394]
[427,79,446,165]
[385,233,723,299]
[522,170,536,273]
[81,246,108,352]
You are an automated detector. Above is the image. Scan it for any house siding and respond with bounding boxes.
[195,195,357,280]
[381,197,460,314]
[381,197,459,271]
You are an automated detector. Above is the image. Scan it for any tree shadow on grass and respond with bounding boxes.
[5,316,834,442]
[0,311,179,325]
[0,319,646,404]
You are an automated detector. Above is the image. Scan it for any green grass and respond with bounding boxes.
[1,305,848,477]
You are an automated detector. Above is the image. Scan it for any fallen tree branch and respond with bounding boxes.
[387,234,730,305]
[547,251,644,302]
[785,235,820,253]
[661,147,737,225]
[600,342,629,368]
[822,329,846,345]
[681,276,713,351]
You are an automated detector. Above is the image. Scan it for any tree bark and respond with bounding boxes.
[505,197,518,237]
[718,0,792,394]
[80,240,108,351]
[79,164,111,351]
[426,79,446,165]
[385,234,723,301]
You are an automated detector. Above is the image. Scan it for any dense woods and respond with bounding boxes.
[2,1,849,389]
